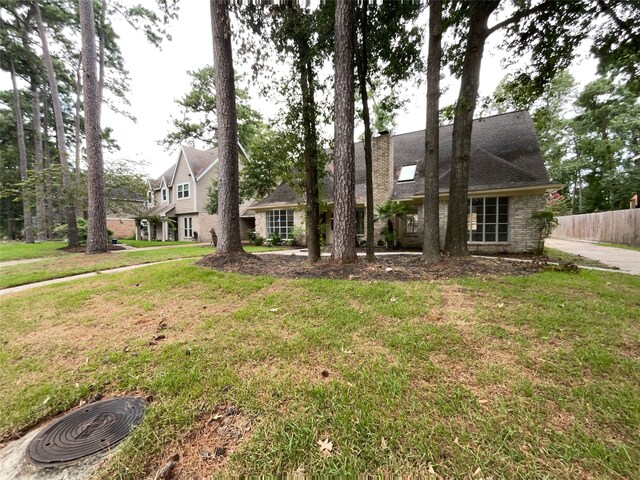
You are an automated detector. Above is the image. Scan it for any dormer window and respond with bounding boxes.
[177,183,190,199]
[398,164,417,182]
[161,188,168,203]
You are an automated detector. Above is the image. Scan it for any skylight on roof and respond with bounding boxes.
[398,164,417,182]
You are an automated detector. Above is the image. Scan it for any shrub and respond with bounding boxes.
[291,225,305,246]
[266,232,281,247]
[530,210,559,255]
[380,226,396,250]
[53,218,113,244]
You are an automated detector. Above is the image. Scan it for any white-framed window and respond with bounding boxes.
[266,210,294,239]
[161,188,168,203]
[183,217,193,238]
[177,183,190,199]
[468,197,509,242]
[398,164,417,182]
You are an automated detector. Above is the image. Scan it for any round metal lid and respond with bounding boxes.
[26,396,146,468]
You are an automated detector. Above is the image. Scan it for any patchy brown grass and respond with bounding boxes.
[153,405,255,479]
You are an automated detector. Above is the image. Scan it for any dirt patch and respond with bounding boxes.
[153,405,254,479]
[196,254,540,281]
[58,244,127,253]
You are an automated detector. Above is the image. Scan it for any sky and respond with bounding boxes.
[3,2,599,180]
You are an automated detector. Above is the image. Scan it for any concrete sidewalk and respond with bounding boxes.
[0,259,187,296]
[0,243,211,267]
[546,238,640,276]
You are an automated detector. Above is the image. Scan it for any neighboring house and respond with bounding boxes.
[106,187,147,240]
[138,145,255,242]
[253,111,563,253]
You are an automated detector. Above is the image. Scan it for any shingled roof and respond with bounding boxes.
[182,146,218,179]
[253,111,559,209]
[152,146,219,189]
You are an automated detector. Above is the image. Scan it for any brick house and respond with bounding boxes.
[138,145,255,242]
[252,111,562,253]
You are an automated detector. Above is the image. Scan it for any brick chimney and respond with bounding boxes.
[372,131,394,207]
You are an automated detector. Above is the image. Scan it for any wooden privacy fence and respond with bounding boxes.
[553,209,640,245]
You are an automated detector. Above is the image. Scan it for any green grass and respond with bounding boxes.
[544,247,612,268]
[0,241,68,261]
[597,242,640,252]
[0,245,279,289]
[119,240,194,248]
[1,263,638,478]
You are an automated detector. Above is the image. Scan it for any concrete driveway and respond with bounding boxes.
[546,238,640,276]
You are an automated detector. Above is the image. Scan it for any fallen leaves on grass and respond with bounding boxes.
[155,405,253,479]
[317,438,333,457]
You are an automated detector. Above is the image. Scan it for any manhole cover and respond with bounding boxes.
[26,396,146,467]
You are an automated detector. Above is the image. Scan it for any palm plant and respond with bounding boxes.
[374,200,412,249]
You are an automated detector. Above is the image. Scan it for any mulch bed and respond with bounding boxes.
[196,253,542,281]
[58,244,127,253]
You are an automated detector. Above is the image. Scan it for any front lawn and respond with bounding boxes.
[120,240,194,248]
[0,262,637,478]
[0,245,279,289]
[0,241,68,261]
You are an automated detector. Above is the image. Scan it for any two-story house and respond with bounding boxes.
[252,111,563,253]
[138,146,255,242]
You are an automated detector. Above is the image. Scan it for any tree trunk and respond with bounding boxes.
[80,0,109,254]
[210,0,243,254]
[296,34,321,263]
[10,61,34,243]
[75,54,82,187]
[356,0,375,262]
[422,0,443,262]
[333,0,357,263]
[42,88,55,237]
[6,199,15,240]
[31,82,47,241]
[97,0,106,115]
[444,0,500,256]
[34,1,79,246]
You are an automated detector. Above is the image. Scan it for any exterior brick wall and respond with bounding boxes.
[505,193,547,252]
[198,212,219,243]
[393,194,545,253]
[107,218,136,239]
[255,211,266,238]
[372,133,394,208]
